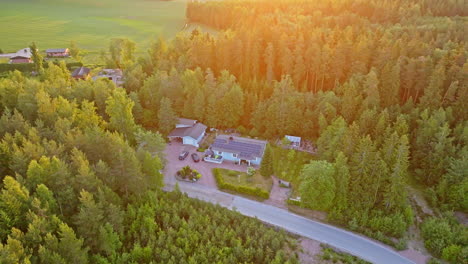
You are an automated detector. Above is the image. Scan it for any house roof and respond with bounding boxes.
[72,67,90,77]
[285,135,301,144]
[211,135,267,160]
[178,118,197,126]
[46,48,68,53]
[168,123,207,140]
[13,48,32,58]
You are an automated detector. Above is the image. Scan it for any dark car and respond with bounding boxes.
[191,153,200,162]
[179,151,189,160]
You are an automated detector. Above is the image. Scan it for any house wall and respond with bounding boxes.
[214,150,262,165]
[10,58,31,64]
[47,52,69,57]
[182,137,199,147]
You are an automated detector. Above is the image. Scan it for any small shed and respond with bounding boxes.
[278,179,291,188]
[285,135,301,148]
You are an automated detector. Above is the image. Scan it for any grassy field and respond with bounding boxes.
[0,0,187,53]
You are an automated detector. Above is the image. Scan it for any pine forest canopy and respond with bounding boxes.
[0,0,467,263]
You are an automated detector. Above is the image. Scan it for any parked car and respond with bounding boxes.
[191,153,200,162]
[179,151,189,160]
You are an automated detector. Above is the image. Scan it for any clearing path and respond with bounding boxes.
[163,181,415,264]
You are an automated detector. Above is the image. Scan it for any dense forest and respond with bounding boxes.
[116,0,466,261]
[0,66,298,263]
[0,0,466,262]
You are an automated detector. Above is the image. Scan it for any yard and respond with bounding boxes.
[0,0,187,53]
[214,168,272,199]
[271,145,314,196]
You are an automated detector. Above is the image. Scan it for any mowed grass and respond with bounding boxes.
[0,0,187,53]
[217,168,272,193]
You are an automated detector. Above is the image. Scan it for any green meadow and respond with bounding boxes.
[0,0,187,53]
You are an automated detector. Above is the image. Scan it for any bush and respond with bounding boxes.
[213,169,269,199]
[0,61,83,73]
[287,199,301,206]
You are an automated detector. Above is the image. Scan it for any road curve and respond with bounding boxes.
[164,182,415,264]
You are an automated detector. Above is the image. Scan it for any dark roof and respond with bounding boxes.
[168,123,207,140]
[46,48,68,53]
[178,118,197,126]
[72,67,90,77]
[211,135,267,160]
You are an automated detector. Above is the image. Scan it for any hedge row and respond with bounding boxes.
[213,168,269,199]
[0,61,83,73]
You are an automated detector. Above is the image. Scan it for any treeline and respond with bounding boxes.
[0,67,298,263]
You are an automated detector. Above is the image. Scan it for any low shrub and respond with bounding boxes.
[0,61,83,73]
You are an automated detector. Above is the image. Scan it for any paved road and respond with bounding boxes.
[164,182,415,264]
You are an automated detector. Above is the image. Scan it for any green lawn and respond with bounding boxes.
[271,146,314,194]
[216,168,272,193]
[0,0,187,53]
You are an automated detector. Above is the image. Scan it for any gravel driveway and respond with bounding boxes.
[163,142,252,189]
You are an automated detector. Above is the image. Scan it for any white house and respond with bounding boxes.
[206,135,267,166]
[168,119,207,147]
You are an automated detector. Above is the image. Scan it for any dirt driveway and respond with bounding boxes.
[163,142,251,189]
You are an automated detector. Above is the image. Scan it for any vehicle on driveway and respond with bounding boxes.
[191,153,200,162]
[179,151,189,160]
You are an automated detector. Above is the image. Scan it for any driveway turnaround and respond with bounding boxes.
[164,182,415,264]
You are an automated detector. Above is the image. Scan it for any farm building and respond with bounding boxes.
[92,69,124,86]
[71,67,91,80]
[46,48,69,57]
[9,56,32,64]
[168,119,207,147]
[8,48,32,63]
[206,135,267,166]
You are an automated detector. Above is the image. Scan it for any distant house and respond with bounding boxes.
[9,55,32,64]
[206,135,267,166]
[46,48,69,57]
[168,119,207,147]
[8,48,32,64]
[92,69,124,86]
[71,67,91,80]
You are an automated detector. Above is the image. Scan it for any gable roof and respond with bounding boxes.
[168,123,207,140]
[211,135,267,160]
[178,118,197,127]
[14,48,32,58]
[72,67,90,77]
[46,48,68,53]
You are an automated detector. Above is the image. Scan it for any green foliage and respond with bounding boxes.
[0,62,296,264]
[421,216,467,261]
[214,169,269,199]
[299,160,336,211]
[259,144,273,177]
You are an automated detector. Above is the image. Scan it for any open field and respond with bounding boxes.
[0,0,187,53]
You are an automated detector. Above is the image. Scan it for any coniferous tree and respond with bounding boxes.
[259,145,274,177]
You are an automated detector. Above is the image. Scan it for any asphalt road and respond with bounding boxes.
[164,181,415,264]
